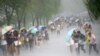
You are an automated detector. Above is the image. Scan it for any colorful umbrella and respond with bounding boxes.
[28,26,38,34]
[65,28,77,46]
[65,28,76,42]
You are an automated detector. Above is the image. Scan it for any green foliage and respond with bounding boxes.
[0,0,60,27]
[85,0,100,20]
[29,0,60,18]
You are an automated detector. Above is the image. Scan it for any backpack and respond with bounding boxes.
[78,33,85,44]
[79,34,85,41]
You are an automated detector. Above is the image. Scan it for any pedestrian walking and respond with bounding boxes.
[4,30,16,56]
[72,30,78,53]
[57,25,61,35]
[0,36,7,56]
[65,28,77,53]
[27,32,34,50]
[88,32,99,54]
[13,30,20,56]
[45,30,49,40]
[77,31,86,54]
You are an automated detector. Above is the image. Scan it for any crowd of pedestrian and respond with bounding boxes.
[49,18,66,35]
[69,23,99,55]
[0,25,49,56]
[0,16,98,56]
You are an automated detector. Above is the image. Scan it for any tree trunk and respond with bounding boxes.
[5,5,11,25]
[23,15,26,27]
[88,10,95,22]
[39,18,42,25]
[44,17,46,26]
[32,18,35,26]
[45,17,49,26]
[4,5,14,26]
[16,10,21,30]
[35,16,39,26]
[31,13,35,26]
[18,20,21,30]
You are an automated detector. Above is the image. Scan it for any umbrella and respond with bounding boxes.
[19,27,26,33]
[38,26,43,31]
[2,28,6,35]
[65,28,77,46]
[2,26,13,35]
[41,27,46,30]
[20,27,25,31]
[75,19,79,22]
[28,26,38,34]
[65,28,76,42]
[5,26,13,31]
[48,21,53,25]
[54,17,60,21]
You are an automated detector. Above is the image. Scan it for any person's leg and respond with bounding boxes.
[89,44,92,54]
[57,30,60,35]
[93,44,99,54]
[15,46,19,56]
[2,45,7,56]
[81,44,86,53]
[78,44,81,54]
[8,44,14,56]
[37,38,40,46]
[7,45,10,56]
[69,45,73,53]
[57,30,59,35]
[41,36,44,44]
[35,37,37,45]
[35,37,38,46]
[75,43,78,56]
[12,44,15,56]
[58,30,60,34]
[29,39,33,49]
[24,41,28,48]
[4,45,7,56]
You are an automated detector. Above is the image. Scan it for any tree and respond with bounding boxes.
[84,0,100,20]
[0,0,14,25]
[29,0,60,26]
[0,0,29,29]
[0,0,60,28]
[13,0,28,29]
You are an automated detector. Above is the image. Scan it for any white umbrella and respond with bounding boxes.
[2,26,13,35]
[48,21,53,25]
[75,19,79,22]
[5,26,13,31]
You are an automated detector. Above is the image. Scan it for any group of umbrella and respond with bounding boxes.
[0,25,49,56]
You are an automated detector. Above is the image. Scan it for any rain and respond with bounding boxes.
[0,0,100,56]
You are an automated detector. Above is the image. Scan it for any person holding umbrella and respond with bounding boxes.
[72,30,79,54]
[0,28,7,56]
[28,26,38,46]
[88,32,99,54]
[3,25,18,56]
[56,24,61,35]
[65,28,76,53]
[77,31,86,54]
